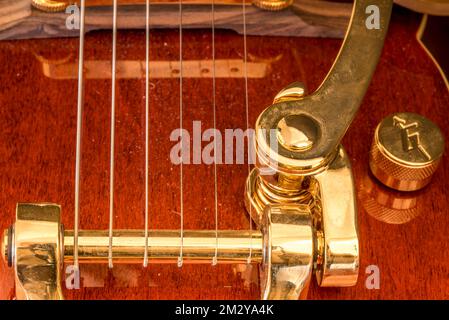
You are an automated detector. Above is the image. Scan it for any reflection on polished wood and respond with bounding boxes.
[358,174,421,224]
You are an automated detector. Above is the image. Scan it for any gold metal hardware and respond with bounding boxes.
[260,204,314,299]
[274,82,313,152]
[313,146,358,286]
[273,82,306,104]
[32,0,71,12]
[8,203,64,300]
[369,112,444,191]
[245,0,393,290]
[255,0,392,175]
[3,203,319,300]
[246,146,359,287]
[63,229,264,263]
[276,114,315,152]
[252,0,293,11]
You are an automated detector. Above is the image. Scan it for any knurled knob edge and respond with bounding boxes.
[31,0,70,13]
[252,0,293,11]
[369,135,441,191]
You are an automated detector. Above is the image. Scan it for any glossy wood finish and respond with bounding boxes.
[0,9,448,299]
[0,0,349,40]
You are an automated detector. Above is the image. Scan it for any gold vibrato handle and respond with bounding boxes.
[256,0,393,174]
[2,203,316,300]
[246,0,392,287]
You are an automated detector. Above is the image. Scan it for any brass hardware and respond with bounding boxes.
[11,203,64,300]
[273,81,306,104]
[369,112,444,191]
[276,114,316,152]
[274,82,314,152]
[245,168,319,225]
[32,0,72,12]
[313,146,358,286]
[255,0,392,175]
[245,81,315,224]
[246,146,359,287]
[246,0,393,290]
[260,205,314,299]
[3,203,319,300]
[63,229,264,263]
[252,0,293,11]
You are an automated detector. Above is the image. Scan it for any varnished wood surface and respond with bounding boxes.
[0,9,448,299]
[2,0,449,41]
[0,0,350,40]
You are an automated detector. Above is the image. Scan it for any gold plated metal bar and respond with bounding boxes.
[260,204,314,299]
[12,204,64,300]
[313,146,359,287]
[64,230,263,263]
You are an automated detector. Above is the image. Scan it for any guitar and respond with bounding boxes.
[0,0,447,300]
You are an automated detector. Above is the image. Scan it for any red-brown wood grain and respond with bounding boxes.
[0,8,448,299]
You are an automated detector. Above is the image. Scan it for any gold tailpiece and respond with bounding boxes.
[1,0,393,300]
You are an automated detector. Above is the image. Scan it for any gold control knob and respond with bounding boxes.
[31,0,69,12]
[252,0,293,11]
[370,112,444,191]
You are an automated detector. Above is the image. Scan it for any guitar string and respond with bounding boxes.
[143,0,150,268]
[108,0,119,269]
[177,0,184,268]
[74,1,245,269]
[242,0,252,264]
[74,0,87,270]
[211,0,218,266]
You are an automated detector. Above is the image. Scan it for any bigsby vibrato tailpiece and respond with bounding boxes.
[1,0,393,300]
[245,0,393,293]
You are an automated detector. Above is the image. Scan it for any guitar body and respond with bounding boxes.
[0,7,447,299]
